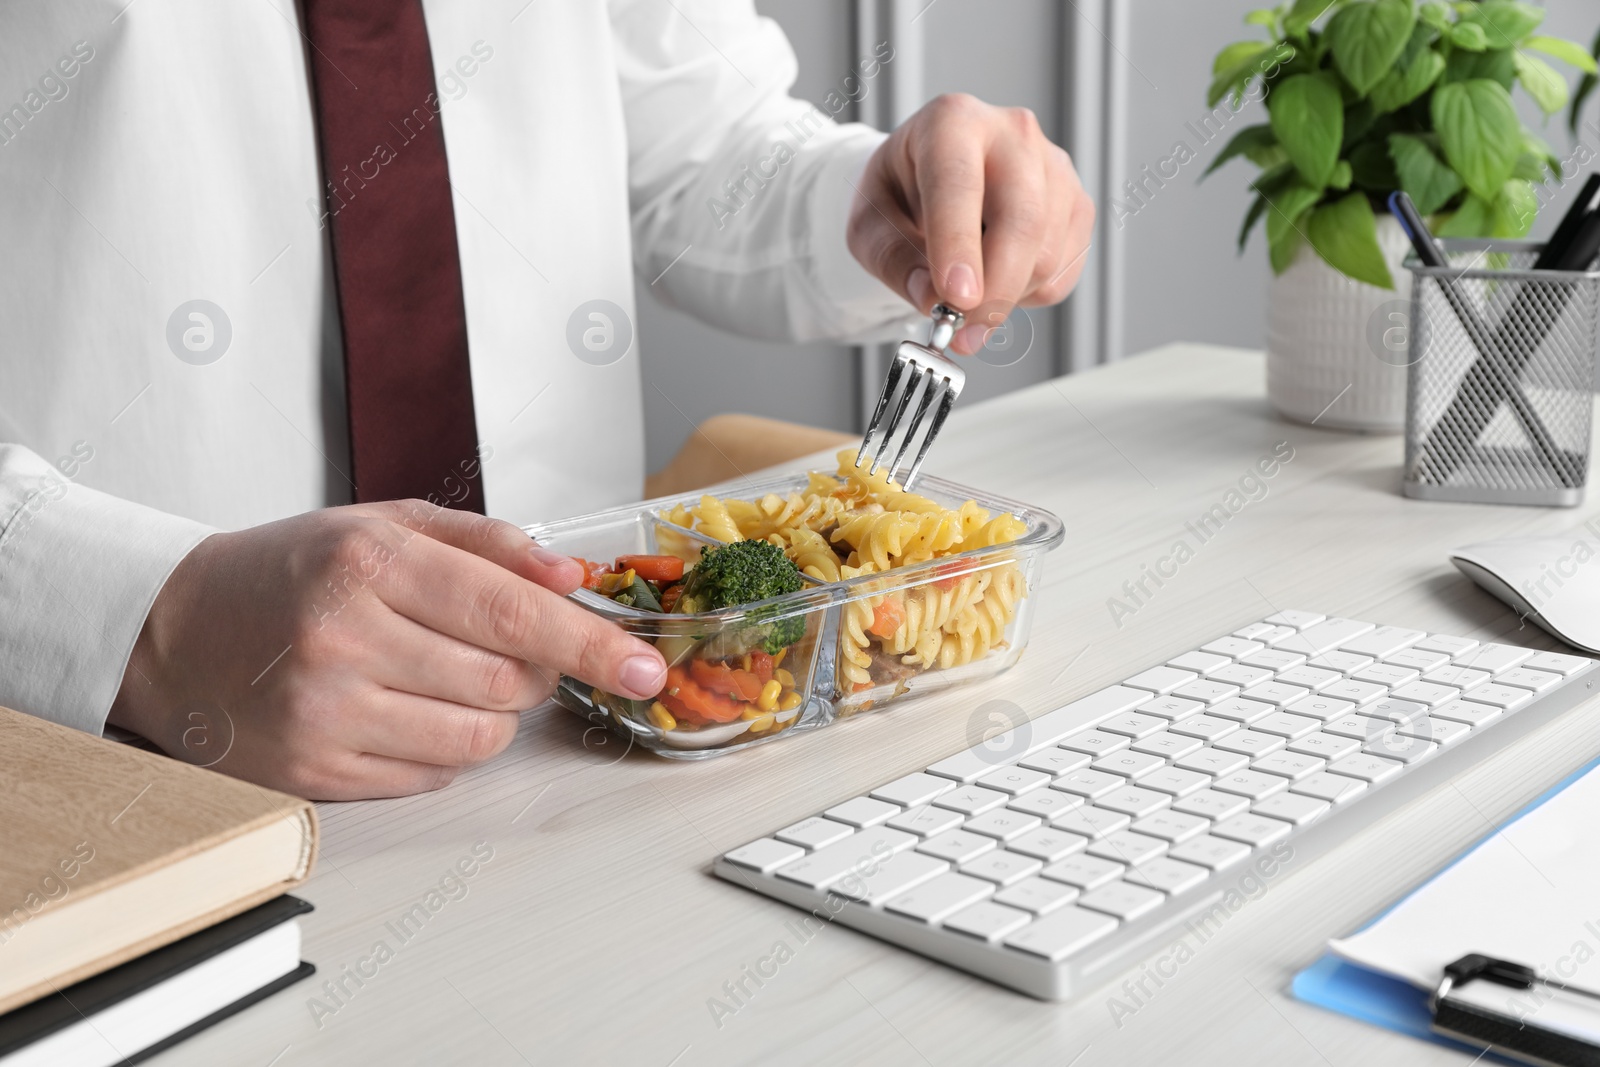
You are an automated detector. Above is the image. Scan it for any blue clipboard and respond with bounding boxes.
[1291,751,1600,1058]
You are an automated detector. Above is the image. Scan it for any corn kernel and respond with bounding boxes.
[775,668,795,689]
[757,679,782,711]
[740,706,766,721]
[741,653,752,673]
[647,702,676,731]
[779,690,803,711]
[747,713,775,732]
[772,647,787,668]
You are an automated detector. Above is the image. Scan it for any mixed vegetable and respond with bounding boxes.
[577,540,812,734]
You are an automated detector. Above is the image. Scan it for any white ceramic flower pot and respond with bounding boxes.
[1265,214,1415,433]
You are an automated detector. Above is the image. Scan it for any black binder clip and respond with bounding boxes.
[1431,953,1600,1067]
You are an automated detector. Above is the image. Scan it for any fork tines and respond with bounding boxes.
[854,304,966,491]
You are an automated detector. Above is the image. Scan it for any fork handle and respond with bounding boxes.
[927,304,964,353]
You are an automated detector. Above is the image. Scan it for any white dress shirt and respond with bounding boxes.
[0,0,909,734]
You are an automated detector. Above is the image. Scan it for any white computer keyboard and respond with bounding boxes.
[714,612,1598,1000]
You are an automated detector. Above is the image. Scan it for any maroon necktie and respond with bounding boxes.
[301,0,485,513]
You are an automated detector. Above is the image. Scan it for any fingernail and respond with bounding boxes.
[619,655,666,696]
[955,323,991,353]
[945,263,979,305]
[906,267,934,310]
[529,543,571,567]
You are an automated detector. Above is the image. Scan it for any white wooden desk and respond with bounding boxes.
[158,344,1600,1066]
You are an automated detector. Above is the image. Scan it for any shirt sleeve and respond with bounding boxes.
[0,444,215,735]
[609,0,917,344]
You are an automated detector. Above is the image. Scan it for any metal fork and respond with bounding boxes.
[853,304,966,490]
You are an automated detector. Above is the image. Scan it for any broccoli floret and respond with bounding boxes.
[678,539,807,655]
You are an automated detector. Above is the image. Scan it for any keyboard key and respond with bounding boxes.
[1168,651,1230,674]
[1174,748,1250,776]
[886,804,966,837]
[1455,643,1532,673]
[1124,857,1210,895]
[1087,830,1168,866]
[1213,730,1287,757]
[1008,827,1090,862]
[885,872,995,922]
[1308,650,1374,674]
[832,851,950,904]
[1275,666,1342,692]
[1387,682,1461,708]
[871,773,956,808]
[1198,698,1275,723]
[932,786,1010,816]
[994,876,1080,915]
[1289,771,1367,804]
[1167,834,1252,870]
[1130,810,1210,843]
[924,685,1150,781]
[1239,649,1309,672]
[1265,610,1326,629]
[943,900,1033,940]
[1172,680,1242,704]
[774,827,916,888]
[1397,716,1472,746]
[1362,733,1438,764]
[1326,753,1403,784]
[1494,668,1562,693]
[1239,681,1312,707]
[1017,747,1093,776]
[1201,637,1264,658]
[1252,792,1329,826]
[1007,789,1085,820]
[1251,751,1326,781]
[1209,664,1273,689]
[1430,699,1504,727]
[963,809,1043,841]
[976,766,1052,796]
[1251,711,1322,739]
[1003,906,1119,960]
[961,849,1044,887]
[1054,768,1127,799]
[1384,647,1451,672]
[1352,663,1420,687]
[1320,679,1387,705]
[1338,626,1423,658]
[1211,812,1293,847]
[1092,750,1167,781]
[1460,684,1533,711]
[1060,729,1132,756]
[1078,881,1165,921]
[1413,633,1479,656]
[1360,698,1429,724]
[917,829,999,865]
[1098,712,1171,739]
[1171,789,1251,820]
[1124,666,1199,694]
[1256,625,1298,645]
[1322,714,1392,741]
[1423,666,1491,690]
[1524,651,1591,676]
[1131,731,1204,759]
[1137,695,1206,721]
[1138,766,1213,798]
[825,796,902,828]
[1050,806,1131,839]
[775,816,855,849]
[1275,617,1374,655]
[1211,770,1289,801]
[1287,732,1361,761]
[1168,714,1242,740]
[1233,621,1278,640]
[725,837,806,874]
[1042,854,1125,890]
[1095,786,1173,818]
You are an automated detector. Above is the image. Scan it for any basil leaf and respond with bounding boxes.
[1265,180,1324,273]
[1449,22,1489,52]
[1457,1,1544,47]
[1525,35,1599,75]
[1418,1,1451,32]
[1350,140,1399,188]
[1330,160,1354,189]
[1202,123,1277,179]
[1269,73,1344,186]
[1436,193,1493,237]
[1329,0,1416,93]
[1368,48,1445,113]
[1308,192,1395,289]
[1208,44,1276,107]
[1432,79,1521,201]
[1444,46,1517,88]
[1514,51,1568,114]
[1388,132,1464,215]
[1283,0,1338,37]
[1490,179,1538,238]
[1239,191,1271,252]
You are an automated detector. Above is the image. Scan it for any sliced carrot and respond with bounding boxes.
[869,597,905,639]
[690,658,763,702]
[662,664,746,724]
[576,558,613,590]
[615,555,685,583]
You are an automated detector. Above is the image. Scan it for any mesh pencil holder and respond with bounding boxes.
[1402,238,1600,507]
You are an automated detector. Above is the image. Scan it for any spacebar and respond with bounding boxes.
[926,686,1151,782]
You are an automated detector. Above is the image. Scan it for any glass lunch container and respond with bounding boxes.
[523,472,1065,759]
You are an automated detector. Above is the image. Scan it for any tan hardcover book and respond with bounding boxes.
[0,706,317,1014]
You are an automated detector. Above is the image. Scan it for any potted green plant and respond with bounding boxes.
[1206,0,1598,432]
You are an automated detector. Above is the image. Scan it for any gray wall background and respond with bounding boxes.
[639,0,1600,474]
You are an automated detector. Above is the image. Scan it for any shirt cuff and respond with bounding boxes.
[806,125,921,342]
[0,446,215,735]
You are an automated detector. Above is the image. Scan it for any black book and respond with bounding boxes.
[0,895,315,1067]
